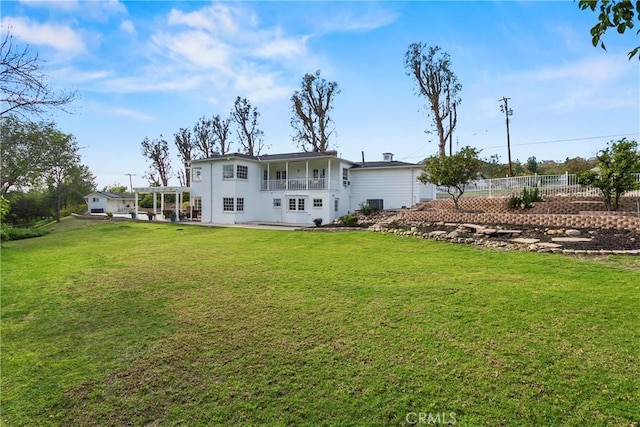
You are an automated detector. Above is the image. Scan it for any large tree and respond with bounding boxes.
[418,146,482,210]
[174,127,194,187]
[231,97,265,156]
[578,0,640,60]
[141,135,172,186]
[290,70,340,152]
[40,128,83,221]
[578,138,640,210]
[1,116,48,194]
[405,43,461,158]
[0,31,76,119]
[212,114,232,155]
[193,115,216,159]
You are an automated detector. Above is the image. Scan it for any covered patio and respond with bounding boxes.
[132,186,193,221]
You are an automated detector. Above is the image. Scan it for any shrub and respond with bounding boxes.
[60,204,87,218]
[508,187,544,210]
[359,203,379,216]
[106,211,114,218]
[1,226,49,241]
[339,214,359,226]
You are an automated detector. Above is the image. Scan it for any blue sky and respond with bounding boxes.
[2,0,639,189]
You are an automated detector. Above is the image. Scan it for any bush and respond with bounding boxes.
[60,204,87,217]
[106,211,114,218]
[359,203,379,216]
[339,214,359,226]
[507,187,543,210]
[1,226,49,241]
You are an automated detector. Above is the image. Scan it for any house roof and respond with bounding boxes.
[85,191,135,199]
[191,150,355,164]
[350,160,421,169]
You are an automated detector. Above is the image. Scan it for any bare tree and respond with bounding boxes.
[0,31,76,119]
[192,116,216,159]
[290,70,340,152]
[174,127,193,187]
[231,97,265,156]
[212,114,232,155]
[141,135,172,186]
[405,43,461,158]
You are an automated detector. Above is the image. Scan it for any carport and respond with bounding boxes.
[133,186,191,220]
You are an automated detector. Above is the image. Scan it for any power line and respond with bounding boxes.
[481,132,639,151]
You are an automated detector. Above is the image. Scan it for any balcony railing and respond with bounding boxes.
[261,178,330,191]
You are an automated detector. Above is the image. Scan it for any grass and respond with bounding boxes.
[1,218,639,426]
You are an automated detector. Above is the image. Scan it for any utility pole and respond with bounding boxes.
[124,173,136,193]
[499,97,513,177]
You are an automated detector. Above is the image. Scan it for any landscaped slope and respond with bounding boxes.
[1,220,638,425]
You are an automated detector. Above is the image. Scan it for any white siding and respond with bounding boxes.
[349,167,427,210]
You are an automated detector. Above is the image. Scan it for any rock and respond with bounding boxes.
[429,230,447,237]
[536,242,563,249]
[552,237,592,243]
[546,229,557,235]
[565,229,581,236]
[446,231,459,239]
[511,238,540,244]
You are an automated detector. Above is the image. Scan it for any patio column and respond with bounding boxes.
[286,162,289,190]
[161,193,165,216]
[175,189,179,220]
[267,163,270,190]
[153,192,157,215]
[134,192,138,214]
[305,160,309,189]
[327,159,331,190]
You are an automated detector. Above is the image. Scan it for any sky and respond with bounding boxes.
[2,0,639,189]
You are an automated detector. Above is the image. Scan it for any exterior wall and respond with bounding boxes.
[85,193,134,213]
[349,167,429,211]
[191,156,433,225]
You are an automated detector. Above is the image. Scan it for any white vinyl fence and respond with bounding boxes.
[435,173,640,199]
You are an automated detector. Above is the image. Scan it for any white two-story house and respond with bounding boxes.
[189,151,434,225]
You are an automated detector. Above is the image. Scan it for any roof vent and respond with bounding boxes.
[382,152,394,162]
[325,150,338,156]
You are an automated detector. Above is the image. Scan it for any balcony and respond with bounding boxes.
[261,178,333,191]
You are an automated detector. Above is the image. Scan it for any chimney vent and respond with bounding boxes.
[382,152,394,162]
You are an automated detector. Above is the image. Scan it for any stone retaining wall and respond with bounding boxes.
[419,196,639,215]
[399,210,640,232]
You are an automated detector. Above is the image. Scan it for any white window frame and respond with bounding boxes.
[273,198,281,208]
[236,165,248,180]
[192,167,202,182]
[313,198,323,208]
[236,197,244,212]
[223,164,234,179]
[223,197,234,211]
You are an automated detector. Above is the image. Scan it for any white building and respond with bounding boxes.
[84,191,135,214]
[189,151,434,225]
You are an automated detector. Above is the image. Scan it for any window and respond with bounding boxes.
[342,168,349,185]
[92,197,99,202]
[263,170,268,181]
[193,197,202,211]
[288,198,306,211]
[273,198,281,208]
[236,198,244,212]
[366,199,384,210]
[236,165,248,179]
[192,167,202,182]
[276,170,287,180]
[313,198,323,208]
[223,164,234,179]
[313,168,325,179]
[334,198,339,212]
[223,197,234,211]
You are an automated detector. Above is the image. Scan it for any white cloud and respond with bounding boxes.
[167,3,251,34]
[1,16,86,54]
[151,30,231,71]
[314,7,398,33]
[120,20,136,36]
[109,107,154,121]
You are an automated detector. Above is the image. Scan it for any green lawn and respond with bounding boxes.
[1,218,638,426]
